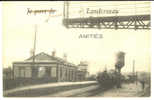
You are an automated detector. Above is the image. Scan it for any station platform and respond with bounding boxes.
[4,81,97,96]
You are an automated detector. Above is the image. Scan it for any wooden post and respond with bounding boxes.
[32,24,38,79]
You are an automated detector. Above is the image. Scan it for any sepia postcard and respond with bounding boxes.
[1,1,151,98]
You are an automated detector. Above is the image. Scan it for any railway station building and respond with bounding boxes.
[12,52,88,83]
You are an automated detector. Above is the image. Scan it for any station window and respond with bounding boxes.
[38,67,46,78]
[51,67,57,77]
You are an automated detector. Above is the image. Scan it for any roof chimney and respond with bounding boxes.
[52,50,56,57]
[63,53,67,61]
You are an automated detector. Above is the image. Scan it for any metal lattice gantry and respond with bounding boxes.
[63,1,151,30]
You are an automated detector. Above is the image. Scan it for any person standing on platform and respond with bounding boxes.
[140,80,145,91]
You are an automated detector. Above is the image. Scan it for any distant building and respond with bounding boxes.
[76,61,89,81]
[12,52,87,82]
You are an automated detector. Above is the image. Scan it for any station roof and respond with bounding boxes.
[14,52,76,67]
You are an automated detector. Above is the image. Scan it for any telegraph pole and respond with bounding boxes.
[32,24,37,79]
[33,24,37,63]
[133,60,135,76]
[132,60,135,83]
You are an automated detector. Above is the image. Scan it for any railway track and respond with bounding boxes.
[42,84,111,97]
[69,85,111,97]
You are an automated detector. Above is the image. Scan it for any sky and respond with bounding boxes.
[2,1,151,74]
